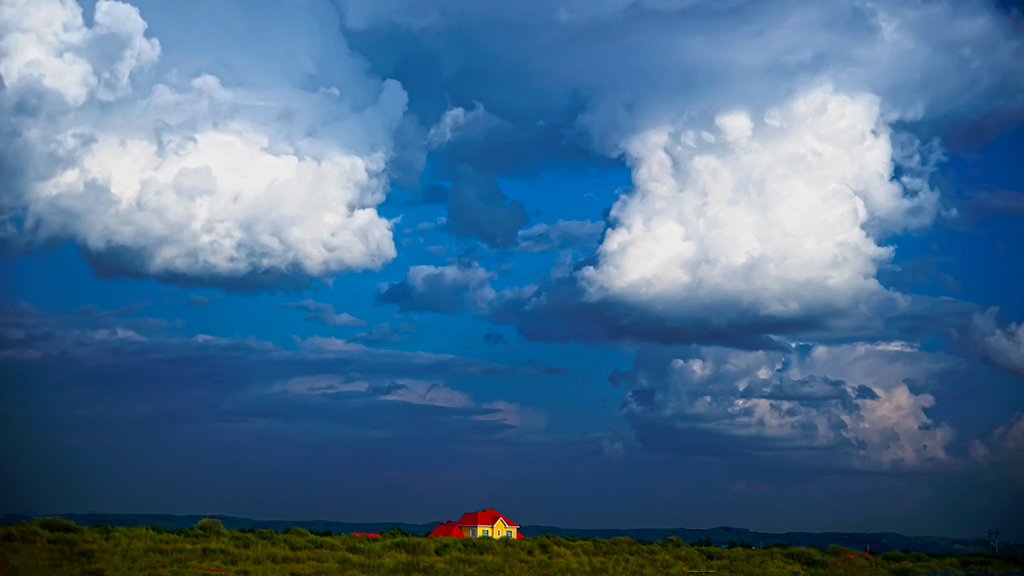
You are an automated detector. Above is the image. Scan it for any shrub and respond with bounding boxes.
[195,518,226,534]
[37,518,79,534]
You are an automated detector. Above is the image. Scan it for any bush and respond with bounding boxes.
[37,518,79,534]
[195,518,225,534]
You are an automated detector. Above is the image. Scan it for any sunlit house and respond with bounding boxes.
[427,509,523,539]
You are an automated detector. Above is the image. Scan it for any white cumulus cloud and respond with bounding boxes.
[378,263,497,313]
[0,0,160,106]
[1,0,407,287]
[579,85,941,321]
[622,341,955,467]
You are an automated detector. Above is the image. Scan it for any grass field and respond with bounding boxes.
[1,518,1021,576]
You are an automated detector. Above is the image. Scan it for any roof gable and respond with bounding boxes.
[427,522,465,538]
[454,509,520,528]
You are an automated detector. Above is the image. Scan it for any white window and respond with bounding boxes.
[506,530,513,538]
[469,529,476,537]
[482,529,490,537]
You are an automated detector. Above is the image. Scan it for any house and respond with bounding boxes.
[427,509,523,539]
[427,522,464,538]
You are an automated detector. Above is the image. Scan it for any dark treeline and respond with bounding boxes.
[2,518,1022,576]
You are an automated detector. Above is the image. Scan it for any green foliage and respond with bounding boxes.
[195,518,226,534]
[0,519,1020,576]
[694,536,714,547]
[37,518,80,534]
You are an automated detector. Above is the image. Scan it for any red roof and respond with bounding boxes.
[350,533,380,537]
[427,522,465,538]
[454,509,520,528]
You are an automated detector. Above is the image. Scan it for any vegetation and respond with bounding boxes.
[1,518,1021,576]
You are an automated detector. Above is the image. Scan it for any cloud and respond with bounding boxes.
[494,274,802,349]
[600,437,626,459]
[444,165,529,248]
[515,220,604,253]
[0,0,160,106]
[565,0,1024,152]
[0,303,564,383]
[90,327,146,341]
[1,0,407,288]
[970,413,1024,482]
[578,86,941,324]
[338,0,1024,154]
[271,374,371,395]
[414,216,448,230]
[473,400,546,433]
[0,302,274,362]
[377,262,497,314]
[283,299,366,327]
[349,322,415,344]
[619,341,956,467]
[970,307,1024,376]
[482,330,506,345]
[375,379,473,408]
[273,375,544,430]
[426,101,509,148]
[294,334,559,379]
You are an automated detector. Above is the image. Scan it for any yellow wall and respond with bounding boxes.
[461,518,517,539]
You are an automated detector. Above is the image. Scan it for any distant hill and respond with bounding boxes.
[1,513,1017,555]
[522,525,1021,555]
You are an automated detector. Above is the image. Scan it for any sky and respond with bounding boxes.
[1,0,1023,540]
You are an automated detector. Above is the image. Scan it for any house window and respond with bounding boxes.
[481,529,490,537]
[469,529,476,537]
[506,530,513,538]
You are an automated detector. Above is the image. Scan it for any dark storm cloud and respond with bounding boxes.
[0,348,546,519]
[443,166,529,248]
[490,273,818,350]
[486,254,986,351]
[80,248,318,292]
[969,412,1024,483]
[339,0,1024,160]
[0,303,553,428]
[0,301,556,515]
[482,330,506,345]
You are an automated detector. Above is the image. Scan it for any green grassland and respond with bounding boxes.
[1,518,1021,576]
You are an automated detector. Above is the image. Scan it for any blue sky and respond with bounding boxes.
[1,0,1023,539]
